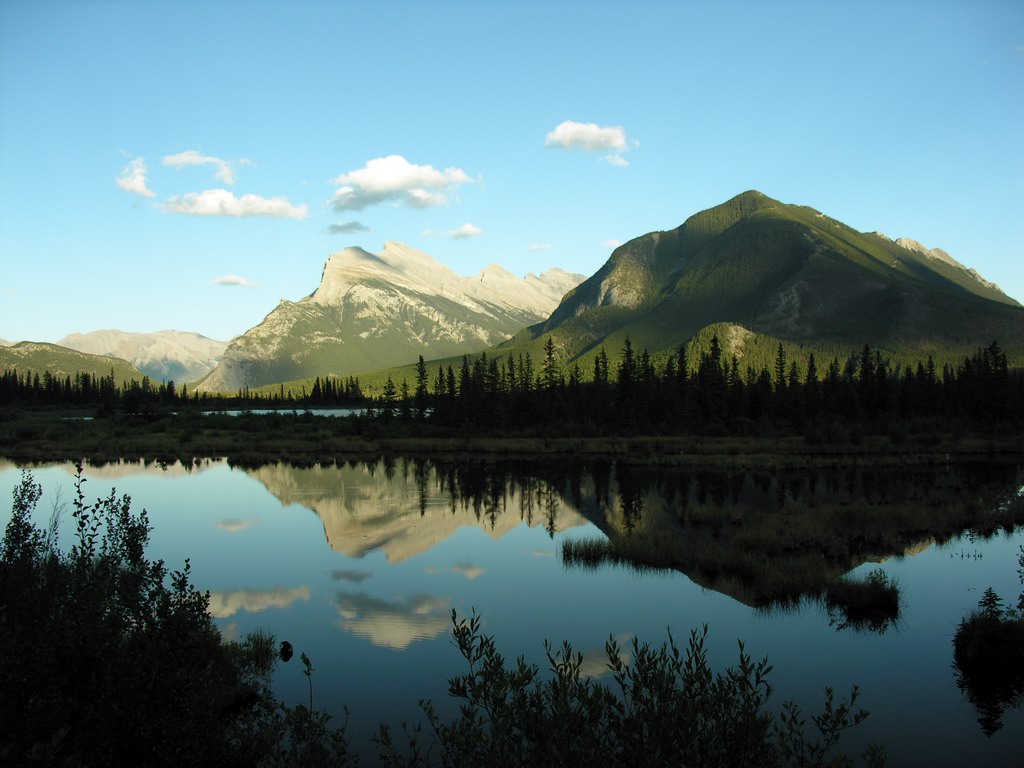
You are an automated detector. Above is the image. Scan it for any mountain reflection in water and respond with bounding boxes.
[246,458,1024,610]
[2,456,1022,766]
[245,460,589,561]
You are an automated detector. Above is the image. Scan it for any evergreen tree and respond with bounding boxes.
[380,376,397,421]
[542,337,559,391]
[399,379,412,421]
[519,352,535,393]
[616,337,637,421]
[805,354,821,420]
[774,343,787,394]
[414,356,429,419]
[697,335,727,428]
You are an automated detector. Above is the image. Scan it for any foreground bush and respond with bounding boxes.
[377,611,884,767]
[0,468,354,767]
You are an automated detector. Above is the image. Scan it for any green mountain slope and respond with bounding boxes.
[495,191,1023,374]
[0,342,144,385]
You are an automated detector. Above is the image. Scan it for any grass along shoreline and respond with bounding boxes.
[2,407,1023,467]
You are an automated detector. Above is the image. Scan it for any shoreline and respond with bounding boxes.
[2,409,1022,468]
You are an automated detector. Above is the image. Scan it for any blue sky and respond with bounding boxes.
[1,0,1022,343]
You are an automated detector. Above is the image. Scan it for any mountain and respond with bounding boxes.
[57,330,228,384]
[198,242,584,392]
[501,190,1023,371]
[0,341,144,384]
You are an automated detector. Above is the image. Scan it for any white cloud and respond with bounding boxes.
[330,154,474,212]
[546,120,627,151]
[406,188,448,208]
[449,222,482,239]
[326,221,370,235]
[115,157,156,198]
[163,149,238,185]
[212,274,259,288]
[528,243,553,251]
[545,120,632,166]
[423,222,483,239]
[164,189,308,219]
[602,239,624,248]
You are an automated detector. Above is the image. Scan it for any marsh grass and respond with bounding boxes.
[3,407,1020,467]
[952,547,1024,736]
[953,607,1024,736]
[824,569,901,633]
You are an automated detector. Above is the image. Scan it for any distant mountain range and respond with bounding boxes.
[197,242,584,392]
[492,190,1023,374]
[4,191,1021,391]
[57,330,228,383]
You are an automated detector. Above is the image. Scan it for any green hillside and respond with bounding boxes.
[482,191,1024,378]
[0,342,144,385]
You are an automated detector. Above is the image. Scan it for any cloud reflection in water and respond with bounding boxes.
[208,586,311,618]
[425,562,485,580]
[333,591,450,650]
[215,518,260,532]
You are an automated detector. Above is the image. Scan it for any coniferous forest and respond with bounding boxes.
[373,338,1021,437]
[4,338,1016,440]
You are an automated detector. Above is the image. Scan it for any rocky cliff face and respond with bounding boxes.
[198,242,584,391]
[890,237,1006,295]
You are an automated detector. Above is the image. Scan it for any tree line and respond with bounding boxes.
[0,370,363,412]
[370,338,1020,437]
[2,339,1018,437]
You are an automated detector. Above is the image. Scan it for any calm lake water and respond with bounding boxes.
[1,457,1022,766]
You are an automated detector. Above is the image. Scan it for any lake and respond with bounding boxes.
[1,456,1021,766]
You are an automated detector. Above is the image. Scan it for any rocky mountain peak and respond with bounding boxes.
[894,237,961,268]
[197,243,585,391]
